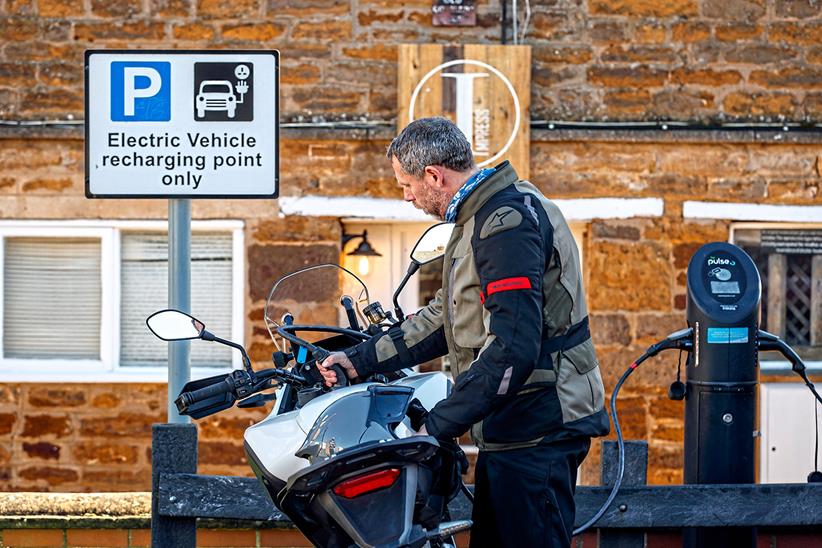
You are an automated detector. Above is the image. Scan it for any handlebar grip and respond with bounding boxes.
[329,363,349,389]
[178,378,233,409]
[312,347,349,389]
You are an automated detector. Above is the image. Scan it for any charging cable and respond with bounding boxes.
[573,327,693,536]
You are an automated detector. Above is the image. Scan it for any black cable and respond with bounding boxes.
[815,396,819,473]
[572,359,639,536]
[798,369,822,407]
[796,369,822,482]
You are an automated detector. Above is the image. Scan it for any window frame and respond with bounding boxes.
[0,220,244,382]
[730,221,822,375]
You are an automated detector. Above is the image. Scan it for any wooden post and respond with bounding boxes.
[152,423,197,548]
[598,440,648,548]
[811,255,822,346]
[767,254,787,338]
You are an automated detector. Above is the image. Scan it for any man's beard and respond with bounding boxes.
[416,184,451,219]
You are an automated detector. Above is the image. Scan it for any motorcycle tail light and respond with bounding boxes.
[332,468,401,499]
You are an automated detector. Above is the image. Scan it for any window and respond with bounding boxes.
[733,225,822,364]
[0,221,243,381]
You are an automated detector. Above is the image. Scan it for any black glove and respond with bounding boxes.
[406,398,429,432]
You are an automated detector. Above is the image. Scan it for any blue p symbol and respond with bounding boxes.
[111,61,171,121]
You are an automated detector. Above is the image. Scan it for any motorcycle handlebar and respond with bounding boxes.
[177,377,233,410]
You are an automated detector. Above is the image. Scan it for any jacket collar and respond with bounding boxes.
[454,161,519,225]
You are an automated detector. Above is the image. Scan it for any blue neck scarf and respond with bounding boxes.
[444,167,495,223]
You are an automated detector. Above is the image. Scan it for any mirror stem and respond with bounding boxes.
[205,330,255,377]
[392,261,420,322]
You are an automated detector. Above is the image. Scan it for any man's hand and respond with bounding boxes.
[317,351,358,387]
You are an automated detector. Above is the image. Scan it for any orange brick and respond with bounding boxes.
[197,529,257,548]
[67,528,128,547]
[39,0,85,17]
[588,66,667,87]
[3,528,65,547]
[73,21,166,41]
[259,529,312,547]
[671,21,710,43]
[128,529,151,547]
[590,0,697,17]
[172,23,215,41]
[222,22,285,42]
[197,0,257,19]
[291,20,351,42]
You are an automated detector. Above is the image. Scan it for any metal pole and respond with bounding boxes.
[168,198,191,424]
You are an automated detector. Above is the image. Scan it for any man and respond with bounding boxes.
[319,117,609,547]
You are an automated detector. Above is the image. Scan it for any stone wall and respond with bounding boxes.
[1,0,821,123]
[1,128,819,489]
[0,0,820,494]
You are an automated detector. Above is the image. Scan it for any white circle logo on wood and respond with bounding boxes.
[408,59,521,168]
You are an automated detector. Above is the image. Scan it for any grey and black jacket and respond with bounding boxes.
[345,161,610,451]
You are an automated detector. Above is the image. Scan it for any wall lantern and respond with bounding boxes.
[342,230,382,277]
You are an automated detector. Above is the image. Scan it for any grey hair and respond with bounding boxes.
[386,117,475,178]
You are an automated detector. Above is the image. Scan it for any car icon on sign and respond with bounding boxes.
[196,80,237,118]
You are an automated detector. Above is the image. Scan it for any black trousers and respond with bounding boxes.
[469,437,591,548]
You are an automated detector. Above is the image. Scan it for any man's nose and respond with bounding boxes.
[403,188,415,202]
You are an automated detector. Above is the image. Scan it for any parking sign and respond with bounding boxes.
[85,50,279,198]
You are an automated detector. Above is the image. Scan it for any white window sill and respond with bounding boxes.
[0,366,234,383]
[760,360,822,376]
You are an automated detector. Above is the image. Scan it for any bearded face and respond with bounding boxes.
[392,157,451,220]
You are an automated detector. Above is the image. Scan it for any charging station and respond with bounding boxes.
[682,242,762,547]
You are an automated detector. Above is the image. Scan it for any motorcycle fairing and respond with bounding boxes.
[244,372,451,493]
[296,384,415,462]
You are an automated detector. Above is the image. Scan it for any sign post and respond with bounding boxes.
[168,199,191,423]
[85,50,279,422]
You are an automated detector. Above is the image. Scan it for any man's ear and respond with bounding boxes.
[423,165,446,188]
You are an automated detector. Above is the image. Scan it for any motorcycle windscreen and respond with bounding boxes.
[296,385,414,463]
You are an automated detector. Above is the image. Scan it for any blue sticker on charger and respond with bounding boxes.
[707,327,749,344]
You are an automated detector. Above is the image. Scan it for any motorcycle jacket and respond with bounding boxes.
[345,161,610,451]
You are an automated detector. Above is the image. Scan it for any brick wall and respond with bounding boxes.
[1,0,820,123]
[1,129,819,489]
[0,0,820,493]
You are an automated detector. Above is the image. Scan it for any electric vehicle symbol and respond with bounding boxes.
[235,64,250,80]
[195,65,250,120]
[708,267,732,281]
[196,80,247,118]
[193,62,253,121]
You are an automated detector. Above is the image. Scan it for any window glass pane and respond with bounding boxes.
[4,237,101,359]
[120,232,233,367]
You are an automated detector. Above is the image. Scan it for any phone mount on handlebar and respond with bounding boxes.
[275,323,370,390]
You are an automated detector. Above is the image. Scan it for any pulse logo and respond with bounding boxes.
[707,256,736,266]
[110,61,171,122]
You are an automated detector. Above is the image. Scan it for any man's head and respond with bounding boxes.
[387,117,477,219]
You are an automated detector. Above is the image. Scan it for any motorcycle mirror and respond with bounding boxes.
[410,223,454,265]
[146,309,205,341]
[393,223,455,320]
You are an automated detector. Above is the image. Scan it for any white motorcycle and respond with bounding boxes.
[147,224,471,548]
